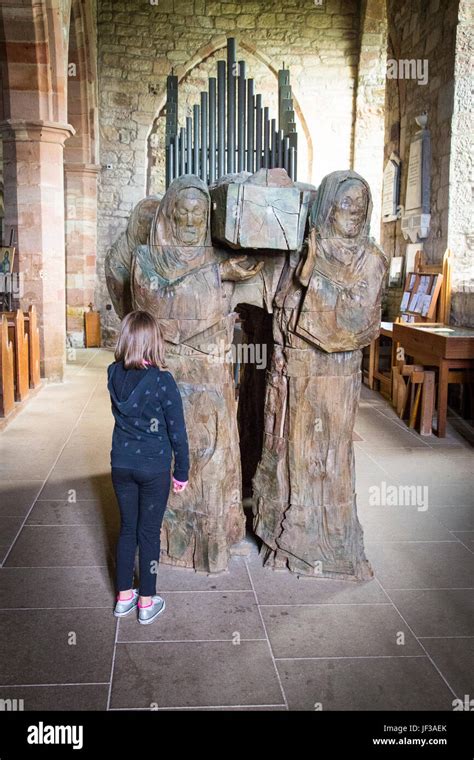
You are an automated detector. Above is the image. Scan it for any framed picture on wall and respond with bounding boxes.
[0,247,15,274]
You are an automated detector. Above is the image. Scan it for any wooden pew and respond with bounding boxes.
[5,309,29,402]
[3,306,41,390]
[0,314,15,417]
[24,305,41,388]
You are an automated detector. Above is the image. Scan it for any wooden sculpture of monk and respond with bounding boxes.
[253,170,388,580]
[130,175,262,573]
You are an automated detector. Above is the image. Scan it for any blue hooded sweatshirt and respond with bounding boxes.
[107,360,189,481]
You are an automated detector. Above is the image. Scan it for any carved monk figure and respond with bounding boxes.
[130,175,261,573]
[105,195,162,320]
[253,170,388,580]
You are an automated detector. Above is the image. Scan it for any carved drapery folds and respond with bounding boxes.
[105,169,388,579]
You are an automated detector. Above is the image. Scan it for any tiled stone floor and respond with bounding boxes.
[0,348,472,711]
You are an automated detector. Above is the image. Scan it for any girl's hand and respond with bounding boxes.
[172,477,188,493]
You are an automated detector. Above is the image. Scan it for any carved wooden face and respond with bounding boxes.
[172,189,208,245]
[330,183,368,238]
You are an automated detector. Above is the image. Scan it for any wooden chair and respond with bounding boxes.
[393,362,436,435]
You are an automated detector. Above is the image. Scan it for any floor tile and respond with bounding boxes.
[262,604,423,658]
[156,557,252,592]
[110,641,283,709]
[452,531,474,552]
[358,509,453,542]
[117,591,264,642]
[38,474,115,502]
[421,638,474,699]
[432,506,474,530]
[246,555,386,606]
[0,481,44,517]
[367,543,474,589]
[0,516,24,549]
[0,566,115,609]
[277,657,454,710]
[388,589,474,637]
[0,609,116,685]
[26,499,119,529]
[4,525,113,567]
[0,684,109,710]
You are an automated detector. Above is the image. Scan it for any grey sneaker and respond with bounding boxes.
[114,589,138,617]
[138,595,166,625]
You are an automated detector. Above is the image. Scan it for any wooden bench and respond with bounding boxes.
[0,305,42,419]
[5,309,29,402]
[3,306,41,391]
[0,314,15,417]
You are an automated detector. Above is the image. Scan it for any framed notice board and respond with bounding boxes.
[399,272,443,323]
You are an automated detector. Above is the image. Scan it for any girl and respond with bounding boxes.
[107,310,190,624]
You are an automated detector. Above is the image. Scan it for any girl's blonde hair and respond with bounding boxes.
[114,310,168,370]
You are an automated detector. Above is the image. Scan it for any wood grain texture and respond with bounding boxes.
[7,310,29,402]
[26,306,41,389]
[105,195,162,318]
[253,170,389,580]
[0,315,15,417]
[211,168,310,252]
[128,177,252,572]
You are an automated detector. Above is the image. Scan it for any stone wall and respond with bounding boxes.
[353,0,388,241]
[381,0,461,321]
[447,0,473,327]
[96,0,368,341]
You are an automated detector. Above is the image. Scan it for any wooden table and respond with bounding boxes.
[392,322,474,437]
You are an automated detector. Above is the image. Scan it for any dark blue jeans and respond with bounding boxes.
[111,467,171,596]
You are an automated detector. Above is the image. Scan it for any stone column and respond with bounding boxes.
[64,163,100,345]
[352,0,388,242]
[0,119,74,381]
[448,0,474,327]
